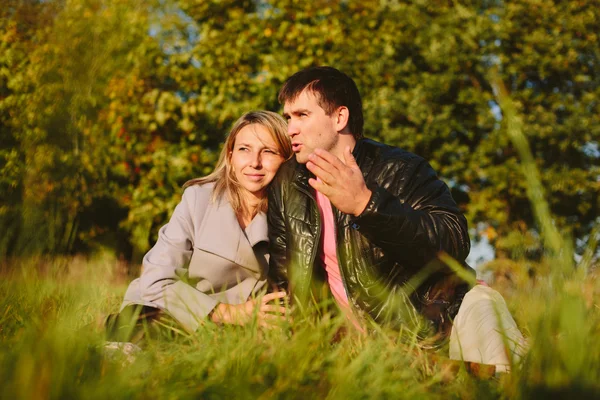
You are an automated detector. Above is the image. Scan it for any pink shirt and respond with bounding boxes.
[315,188,364,331]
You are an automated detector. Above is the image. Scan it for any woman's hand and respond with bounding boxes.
[210,291,289,327]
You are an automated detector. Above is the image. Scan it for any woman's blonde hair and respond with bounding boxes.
[183,110,292,218]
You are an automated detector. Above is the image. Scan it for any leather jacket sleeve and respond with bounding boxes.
[267,175,289,289]
[352,155,470,267]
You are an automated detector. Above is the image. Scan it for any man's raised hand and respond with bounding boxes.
[306,146,371,216]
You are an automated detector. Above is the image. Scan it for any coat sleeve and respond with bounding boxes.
[266,176,289,289]
[351,156,470,268]
[136,186,219,332]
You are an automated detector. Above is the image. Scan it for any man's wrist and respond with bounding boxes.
[353,188,372,217]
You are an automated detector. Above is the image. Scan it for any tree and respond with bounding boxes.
[1,0,597,263]
[0,0,158,256]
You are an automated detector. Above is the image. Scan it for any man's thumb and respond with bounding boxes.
[343,146,358,167]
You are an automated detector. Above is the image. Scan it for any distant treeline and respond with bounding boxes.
[1,0,598,261]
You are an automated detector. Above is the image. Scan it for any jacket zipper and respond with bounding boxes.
[331,206,356,313]
[297,185,357,317]
[292,183,321,300]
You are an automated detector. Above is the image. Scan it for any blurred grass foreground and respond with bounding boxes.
[1,90,600,400]
[1,245,600,399]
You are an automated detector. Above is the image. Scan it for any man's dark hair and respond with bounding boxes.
[278,66,364,139]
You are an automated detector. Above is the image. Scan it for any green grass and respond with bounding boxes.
[0,251,599,399]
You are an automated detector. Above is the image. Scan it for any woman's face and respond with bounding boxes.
[230,124,285,198]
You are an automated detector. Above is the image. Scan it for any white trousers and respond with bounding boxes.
[449,285,526,371]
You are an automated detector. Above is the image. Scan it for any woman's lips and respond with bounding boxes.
[244,174,265,181]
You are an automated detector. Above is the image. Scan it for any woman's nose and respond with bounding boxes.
[250,152,262,168]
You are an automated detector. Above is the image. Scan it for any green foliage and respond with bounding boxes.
[479,58,600,398]
[1,0,157,256]
[1,0,598,260]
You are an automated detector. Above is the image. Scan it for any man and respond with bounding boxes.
[267,66,525,370]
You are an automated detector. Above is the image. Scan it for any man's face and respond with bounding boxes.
[283,89,339,164]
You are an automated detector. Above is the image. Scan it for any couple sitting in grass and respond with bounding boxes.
[107,66,526,372]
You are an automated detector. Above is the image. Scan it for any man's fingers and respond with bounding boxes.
[306,161,335,184]
[313,148,346,170]
[308,178,330,195]
[308,151,343,175]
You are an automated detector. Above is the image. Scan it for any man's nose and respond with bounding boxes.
[287,120,299,137]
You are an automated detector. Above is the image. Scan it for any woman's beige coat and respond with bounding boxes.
[120,183,269,332]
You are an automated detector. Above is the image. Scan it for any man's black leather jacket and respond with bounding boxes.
[267,138,474,334]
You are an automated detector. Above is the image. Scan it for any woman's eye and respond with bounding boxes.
[264,149,277,154]
[238,147,248,151]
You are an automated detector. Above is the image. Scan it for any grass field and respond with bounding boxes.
[0,250,599,399]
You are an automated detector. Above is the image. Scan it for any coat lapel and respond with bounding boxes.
[194,196,267,275]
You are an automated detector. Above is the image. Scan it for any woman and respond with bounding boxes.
[107,111,292,341]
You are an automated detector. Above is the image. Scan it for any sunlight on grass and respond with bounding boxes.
[1,249,598,398]
[0,254,506,399]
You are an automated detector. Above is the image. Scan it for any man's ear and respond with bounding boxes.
[335,106,350,133]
